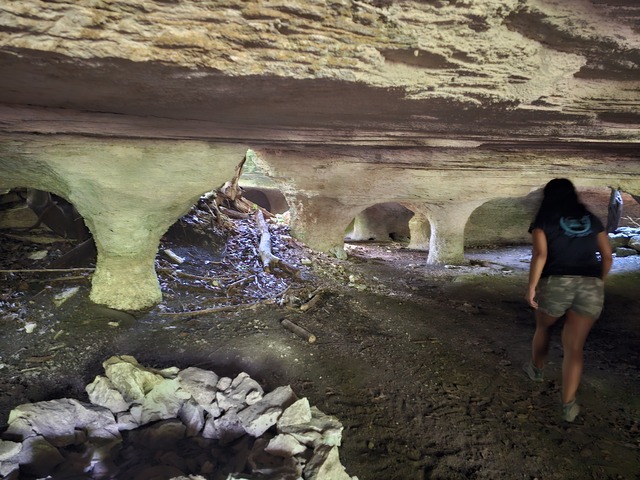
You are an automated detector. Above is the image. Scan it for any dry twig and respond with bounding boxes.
[0,267,94,274]
[158,301,259,317]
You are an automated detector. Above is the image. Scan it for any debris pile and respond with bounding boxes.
[609,227,640,257]
[0,356,358,480]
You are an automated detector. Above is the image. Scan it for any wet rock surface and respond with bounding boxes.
[0,214,639,479]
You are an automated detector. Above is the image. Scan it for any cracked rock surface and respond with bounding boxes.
[0,0,638,140]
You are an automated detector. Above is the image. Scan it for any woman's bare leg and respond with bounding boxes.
[560,310,597,404]
[531,310,560,369]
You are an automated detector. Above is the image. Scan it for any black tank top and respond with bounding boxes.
[530,213,604,278]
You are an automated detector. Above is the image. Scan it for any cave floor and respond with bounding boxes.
[0,222,639,479]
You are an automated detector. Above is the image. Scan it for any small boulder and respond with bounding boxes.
[304,445,357,480]
[628,235,640,252]
[237,386,298,437]
[177,367,219,407]
[615,247,638,257]
[17,436,64,478]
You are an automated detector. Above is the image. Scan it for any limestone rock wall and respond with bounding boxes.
[254,145,640,257]
[1,1,637,111]
[0,1,639,309]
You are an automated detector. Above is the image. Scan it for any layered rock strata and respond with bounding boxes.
[1,1,638,136]
[0,1,639,309]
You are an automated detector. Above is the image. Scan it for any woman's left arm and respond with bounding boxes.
[597,231,613,280]
[526,228,547,309]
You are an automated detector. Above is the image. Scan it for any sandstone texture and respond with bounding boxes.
[0,1,638,309]
[0,0,638,140]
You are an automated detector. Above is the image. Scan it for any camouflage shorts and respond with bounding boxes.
[537,275,605,319]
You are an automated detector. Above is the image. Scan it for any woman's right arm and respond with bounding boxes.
[526,228,547,309]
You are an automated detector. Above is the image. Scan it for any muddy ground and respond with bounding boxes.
[0,212,639,480]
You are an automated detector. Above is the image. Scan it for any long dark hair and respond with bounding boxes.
[533,178,590,226]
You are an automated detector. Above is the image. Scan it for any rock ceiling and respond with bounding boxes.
[0,0,639,310]
[0,0,639,146]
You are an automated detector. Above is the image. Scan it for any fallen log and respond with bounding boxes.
[300,292,323,312]
[281,318,317,343]
[219,206,250,220]
[22,189,91,240]
[255,210,299,277]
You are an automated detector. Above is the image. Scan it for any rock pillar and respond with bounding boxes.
[351,210,383,241]
[408,212,430,250]
[425,201,483,265]
[287,195,361,259]
[0,135,247,311]
[84,204,170,311]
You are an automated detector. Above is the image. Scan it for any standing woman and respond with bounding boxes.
[523,178,613,422]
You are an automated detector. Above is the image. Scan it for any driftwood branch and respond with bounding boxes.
[281,318,317,343]
[203,198,222,227]
[216,155,275,218]
[29,275,91,283]
[255,210,299,277]
[226,275,257,295]
[300,291,324,312]
[222,155,246,203]
[158,302,257,317]
[0,267,94,274]
[157,268,224,281]
[219,206,250,219]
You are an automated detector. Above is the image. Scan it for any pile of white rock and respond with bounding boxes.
[609,227,640,257]
[0,355,358,480]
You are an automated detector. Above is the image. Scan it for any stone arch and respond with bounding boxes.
[282,195,363,259]
[237,150,291,215]
[465,191,540,248]
[344,202,414,243]
[461,183,640,252]
[0,187,96,267]
[0,135,248,311]
[241,187,289,214]
[240,149,366,259]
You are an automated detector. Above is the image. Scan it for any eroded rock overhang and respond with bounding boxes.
[0,0,639,138]
[0,0,639,310]
[1,132,638,310]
